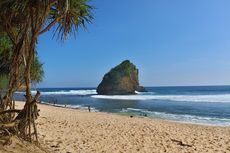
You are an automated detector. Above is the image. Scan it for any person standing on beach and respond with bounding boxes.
[88,106,91,112]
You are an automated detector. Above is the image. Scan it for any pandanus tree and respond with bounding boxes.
[0,31,44,91]
[0,0,93,142]
[0,53,44,91]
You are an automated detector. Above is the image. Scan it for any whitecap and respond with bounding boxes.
[91,94,230,103]
[16,89,97,96]
[120,108,230,126]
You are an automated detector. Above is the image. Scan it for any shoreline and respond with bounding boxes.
[13,101,230,153]
[38,101,229,127]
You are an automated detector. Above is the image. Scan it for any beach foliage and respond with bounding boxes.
[0,32,44,89]
[0,0,93,143]
[0,76,9,90]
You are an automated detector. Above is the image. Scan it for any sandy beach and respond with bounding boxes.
[3,101,230,153]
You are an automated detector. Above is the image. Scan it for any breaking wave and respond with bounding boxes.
[92,94,230,103]
[17,89,97,96]
[121,108,230,126]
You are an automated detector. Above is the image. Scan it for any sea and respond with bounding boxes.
[15,86,230,126]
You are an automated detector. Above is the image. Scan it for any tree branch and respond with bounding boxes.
[39,16,62,35]
[0,109,21,116]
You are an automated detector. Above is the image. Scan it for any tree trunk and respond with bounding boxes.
[1,23,29,111]
[24,36,37,105]
[1,40,24,111]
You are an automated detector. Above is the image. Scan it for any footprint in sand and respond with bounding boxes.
[50,144,59,148]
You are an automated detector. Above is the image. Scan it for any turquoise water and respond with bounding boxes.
[15,86,230,126]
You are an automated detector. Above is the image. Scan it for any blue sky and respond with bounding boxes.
[38,0,230,87]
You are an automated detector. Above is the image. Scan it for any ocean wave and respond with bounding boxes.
[91,94,230,103]
[16,89,97,96]
[121,108,230,126]
[135,91,156,95]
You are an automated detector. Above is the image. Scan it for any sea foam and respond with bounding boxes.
[91,94,230,103]
[121,108,230,126]
[17,89,97,96]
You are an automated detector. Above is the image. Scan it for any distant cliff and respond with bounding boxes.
[97,60,146,95]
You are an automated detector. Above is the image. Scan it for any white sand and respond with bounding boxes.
[0,136,48,153]
[7,102,230,153]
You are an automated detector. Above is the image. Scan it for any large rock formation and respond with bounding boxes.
[97,60,146,95]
